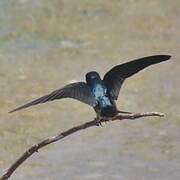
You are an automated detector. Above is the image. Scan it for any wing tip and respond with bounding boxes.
[152,54,171,61]
[8,105,28,113]
[8,108,20,113]
[159,54,171,60]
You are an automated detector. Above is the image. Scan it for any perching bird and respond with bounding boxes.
[9,55,171,119]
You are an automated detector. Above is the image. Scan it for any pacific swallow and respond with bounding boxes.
[9,55,171,119]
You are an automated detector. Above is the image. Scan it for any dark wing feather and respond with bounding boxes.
[9,82,97,113]
[103,55,171,100]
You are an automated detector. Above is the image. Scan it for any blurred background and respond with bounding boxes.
[0,0,179,179]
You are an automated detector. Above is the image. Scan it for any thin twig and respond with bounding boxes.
[0,111,164,180]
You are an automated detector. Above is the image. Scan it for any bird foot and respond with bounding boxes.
[94,117,104,126]
[94,116,112,126]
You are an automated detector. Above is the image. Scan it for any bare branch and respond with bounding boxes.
[0,111,164,180]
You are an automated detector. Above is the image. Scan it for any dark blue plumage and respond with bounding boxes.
[86,71,118,117]
[9,55,171,118]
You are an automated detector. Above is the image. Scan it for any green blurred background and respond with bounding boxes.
[0,0,179,179]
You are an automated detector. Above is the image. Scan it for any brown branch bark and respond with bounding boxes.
[0,112,164,180]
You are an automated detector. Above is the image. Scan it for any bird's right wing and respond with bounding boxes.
[9,82,97,113]
[103,55,171,100]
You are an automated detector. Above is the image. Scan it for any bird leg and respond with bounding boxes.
[94,111,104,126]
[94,112,110,126]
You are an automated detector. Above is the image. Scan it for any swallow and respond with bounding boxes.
[9,55,171,119]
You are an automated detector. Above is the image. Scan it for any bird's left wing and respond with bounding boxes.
[103,55,171,100]
[9,82,97,113]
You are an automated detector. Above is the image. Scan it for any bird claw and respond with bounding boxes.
[98,121,103,127]
[94,116,112,126]
[94,117,103,126]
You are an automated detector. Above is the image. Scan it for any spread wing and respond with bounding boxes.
[103,55,171,100]
[9,82,97,113]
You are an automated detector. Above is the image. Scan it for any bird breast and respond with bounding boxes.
[92,84,112,107]
[92,84,106,98]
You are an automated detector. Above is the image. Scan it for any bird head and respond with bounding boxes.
[86,71,101,84]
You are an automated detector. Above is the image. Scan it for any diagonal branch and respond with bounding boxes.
[0,111,164,180]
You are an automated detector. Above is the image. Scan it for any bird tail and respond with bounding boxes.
[101,106,118,117]
[117,110,132,114]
